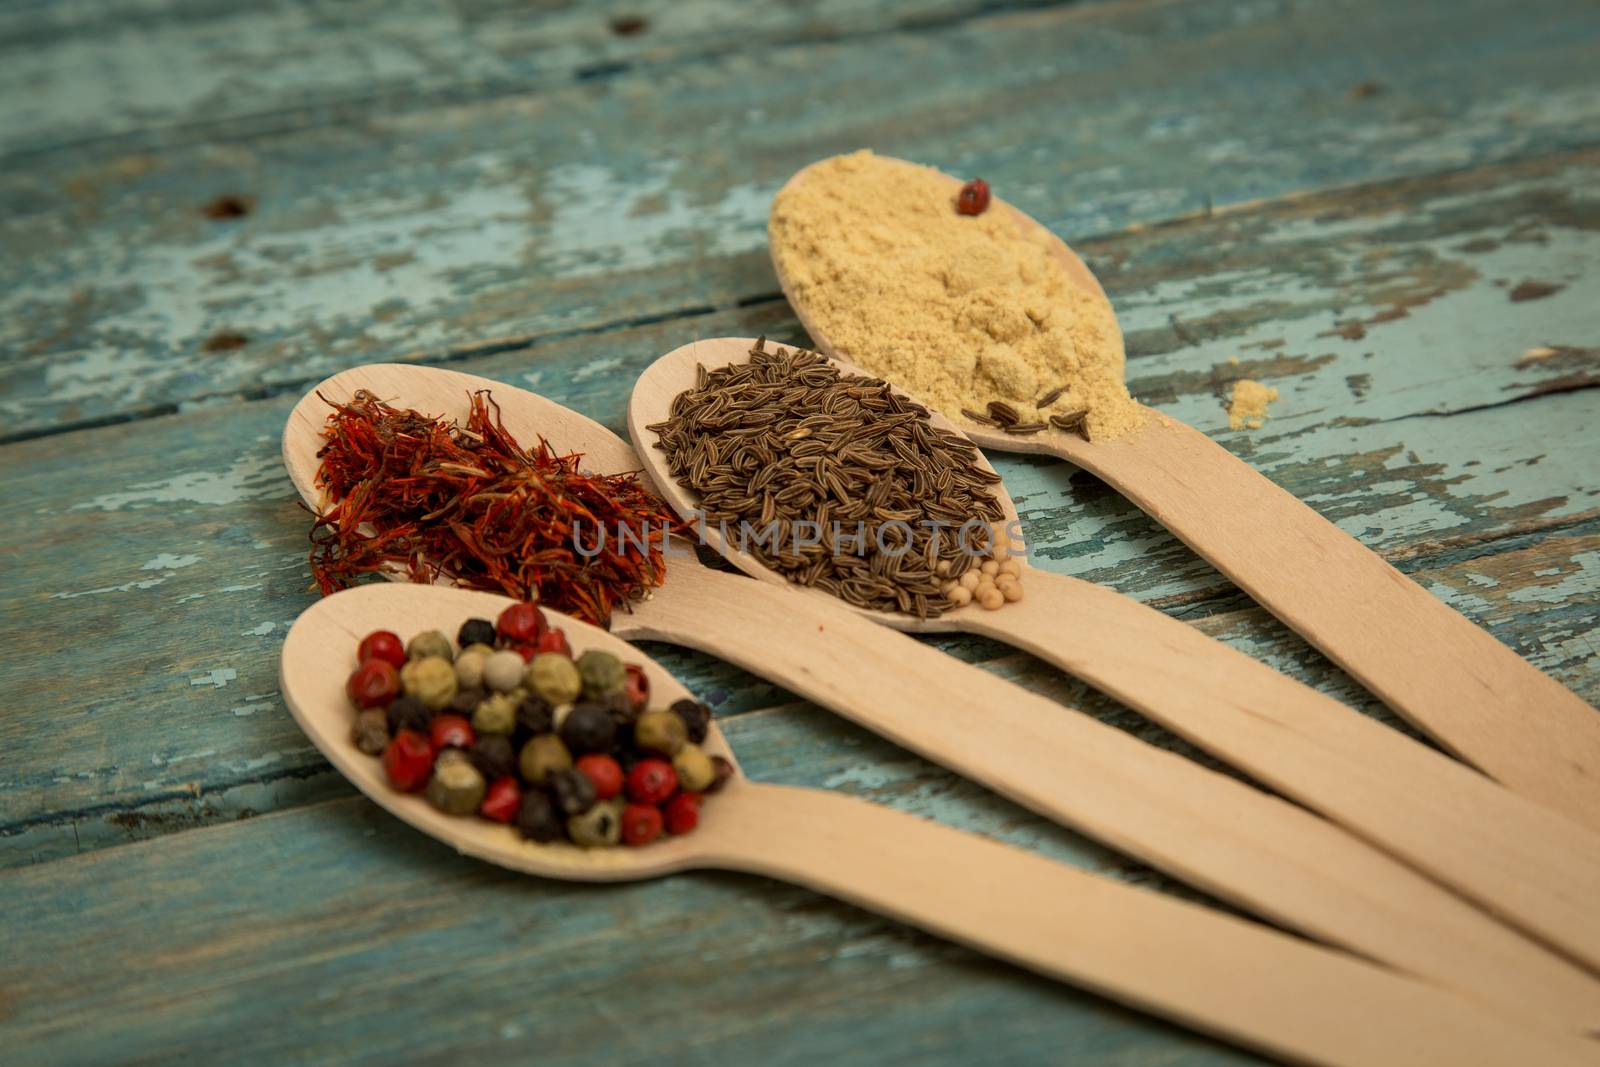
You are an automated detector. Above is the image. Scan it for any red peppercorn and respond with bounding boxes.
[510,644,538,663]
[532,626,572,658]
[626,758,677,805]
[383,729,435,792]
[479,777,522,823]
[956,177,990,216]
[346,659,400,709]
[576,753,624,800]
[357,630,407,669]
[497,602,546,645]
[624,664,650,714]
[664,792,701,835]
[621,803,663,846]
[429,714,476,751]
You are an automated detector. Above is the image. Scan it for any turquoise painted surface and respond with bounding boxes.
[1,0,1597,1063]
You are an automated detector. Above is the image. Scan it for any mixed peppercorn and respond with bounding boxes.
[346,602,732,847]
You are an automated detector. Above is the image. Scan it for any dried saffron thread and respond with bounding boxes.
[307,389,680,627]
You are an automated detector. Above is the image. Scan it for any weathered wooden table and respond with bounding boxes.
[3,0,1597,1062]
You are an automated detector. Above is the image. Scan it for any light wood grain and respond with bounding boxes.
[1045,411,1600,829]
[280,581,1598,1067]
[282,362,1600,1032]
[629,336,1600,976]
[767,153,1600,832]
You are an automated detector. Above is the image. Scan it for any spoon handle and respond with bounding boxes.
[704,782,1595,1067]
[1054,410,1600,829]
[621,565,1600,1030]
[963,566,1600,974]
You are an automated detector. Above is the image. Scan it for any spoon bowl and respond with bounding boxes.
[280,582,734,881]
[768,153,1600,828]
[771,153,1118,463]
[624,335,1024,635]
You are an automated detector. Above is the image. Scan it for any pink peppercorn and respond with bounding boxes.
[626,759,677,806]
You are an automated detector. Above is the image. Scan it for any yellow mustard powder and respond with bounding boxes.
[770,151,1144,441]
[1227,378,1279,430]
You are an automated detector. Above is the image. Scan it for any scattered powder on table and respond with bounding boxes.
[1228,379,1279,430]
[771,150,1144,441]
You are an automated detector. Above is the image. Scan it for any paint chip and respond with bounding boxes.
[1509,280,1562,302]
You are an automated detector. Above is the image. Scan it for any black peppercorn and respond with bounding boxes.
[386,694,433,735]
[468,734,515,781]
[706,754,736,793]
[548,767,597,816]
[458,617,497,650]
[515,695,554,740]
[601,690,638,726]
[560,702,616,755]
[515,790,563,843]
[670,698,711,743]
[450,687,487,716]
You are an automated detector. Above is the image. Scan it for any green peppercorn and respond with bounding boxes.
[560,702,616,755]
[669,698,712,744]
[472,691,518,736]
[400,655,458,711]
[454,644,495,690]
[482,649,526,693]
[527,652,582,705]
[406,630,454,663]
[468,734,515,781]
[635,709,687,756]
[351,708,390,755]
[425,750,485,815]
[548,767,597,816]
[518,733,572,785]
[672,742,715,792]
[566,798,622,847]
[516,790,563,843]
[386,694,432,734]
[577,649,626,700]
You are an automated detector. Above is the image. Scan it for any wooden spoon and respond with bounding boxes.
[280,581,1596,1067]
[284,364,1600,1031]
[767,153,1600,832]
[629,337,1600,977]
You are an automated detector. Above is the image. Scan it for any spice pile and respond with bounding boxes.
[648,341,1025,618]
[345,602,732,848]
[309,390,679,627]
[770,150,1144,441]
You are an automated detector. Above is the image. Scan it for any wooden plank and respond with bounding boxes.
[0,707,1264,1067]
[0,0,1069,158]
[5,0,1600,436]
